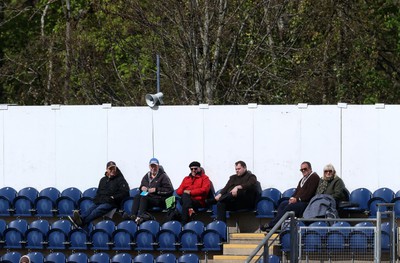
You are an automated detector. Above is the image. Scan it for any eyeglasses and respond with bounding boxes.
[324,170,333,173]
[190,167,198,171]
[300,168,308,172]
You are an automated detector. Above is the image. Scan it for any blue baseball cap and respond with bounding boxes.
[149,158,159,165]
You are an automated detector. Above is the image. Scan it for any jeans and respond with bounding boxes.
[81,203,115,225]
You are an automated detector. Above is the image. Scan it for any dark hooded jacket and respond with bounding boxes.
[139,165,174,200]
[94,167,130,207]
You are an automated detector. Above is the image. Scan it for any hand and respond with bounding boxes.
[184,189,191,194]
[289,197,297,204]
[148,188,156,193]
[230,187,238,197]
[141,186,148,192]
[215,193,222,201]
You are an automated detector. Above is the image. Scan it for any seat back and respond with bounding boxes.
[177,254,199,263]
[69,229,89,250]
[27,252,44,263]
[67,253,88,263]
[132,253,154,263]
[89,253,110,263]
[155,253,176,263]
[45,252,66,263]
[1,252,22,263]
[112,253,133,263]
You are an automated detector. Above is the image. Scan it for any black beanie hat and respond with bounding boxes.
[189,161,201,168]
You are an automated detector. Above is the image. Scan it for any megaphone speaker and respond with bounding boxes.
[145,92,164,108]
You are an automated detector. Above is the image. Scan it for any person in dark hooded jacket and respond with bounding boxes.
[129,157,174,224]
[68,161,130,228]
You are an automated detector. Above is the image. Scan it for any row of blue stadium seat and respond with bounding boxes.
[0,218,227,252]
[3,186,400,219]
[0,251,200,263]
[280,220,394,252]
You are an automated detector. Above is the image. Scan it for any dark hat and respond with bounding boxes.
[106,161,116,168]
[189,161,201,168]
[149,158,159,165]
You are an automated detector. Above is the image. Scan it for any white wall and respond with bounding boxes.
[0,103,398,194]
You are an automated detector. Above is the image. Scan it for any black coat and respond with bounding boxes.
[94,168,130,207]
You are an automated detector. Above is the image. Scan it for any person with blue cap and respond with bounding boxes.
[127,157,174,224]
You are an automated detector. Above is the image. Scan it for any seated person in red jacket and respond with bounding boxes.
[176,161,211,224]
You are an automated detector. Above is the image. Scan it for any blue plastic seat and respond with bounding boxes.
[45,252,66,263]
[1,251,22,263]
[302,230,323,252]
[367,187,394,218]
[3,219,28,249]
[112,220,137,251]
[155,253,176,263]
[56,187,82,216]
[67,253,88,263]
[255,199,275,218]
[46,220,72,250]
[157,228,179,251]
[69,228,89,250]
[278,188,296,205]
[89,253,110,263]
[342,188,372,213]
[261,188,281,207]
[90,220,115,250]
[13,187,39,216]
[25,219,50,249]
[204,220,227,241]
[35,187,60,217]
[78,187,97,214]
[27,252,44,263]
[111,253,132,263]
[132,254,153,263]
[121,198,134,216]
[177,254,199,263]
[178,220,204,252]
[156,220,182,251]
[0,187,17,216]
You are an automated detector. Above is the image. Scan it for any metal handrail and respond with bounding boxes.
[245,211,295,263]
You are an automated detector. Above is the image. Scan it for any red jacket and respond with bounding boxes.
[176,169,211,207]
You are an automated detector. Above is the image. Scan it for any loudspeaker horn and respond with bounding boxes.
[145,92,164,108]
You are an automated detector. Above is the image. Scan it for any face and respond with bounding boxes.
[107,166,117,177]
[150,164,159,174]
[20,258,29,263]
[299,164,310,177]
[324,169,334,178]
[190,166,199,175]
[235,164,246,176]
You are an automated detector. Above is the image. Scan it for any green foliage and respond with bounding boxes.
[0,0,399,105]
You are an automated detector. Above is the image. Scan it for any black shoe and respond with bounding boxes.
[73,210,83,226]
[260,223,272,232]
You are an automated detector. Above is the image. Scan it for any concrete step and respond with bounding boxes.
[211,255,260,263]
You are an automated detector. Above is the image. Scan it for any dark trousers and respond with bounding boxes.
[268,200,308,228]
[132,194,164,217]
[81,203,115,226]
[180,193,202,224]
[216,192,256,222]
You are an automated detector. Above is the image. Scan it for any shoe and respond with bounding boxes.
[135,217,144,225]
[73,210,83,226]
[188,208,195,218]
[260,223,272,232]
[67,215,79,228]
